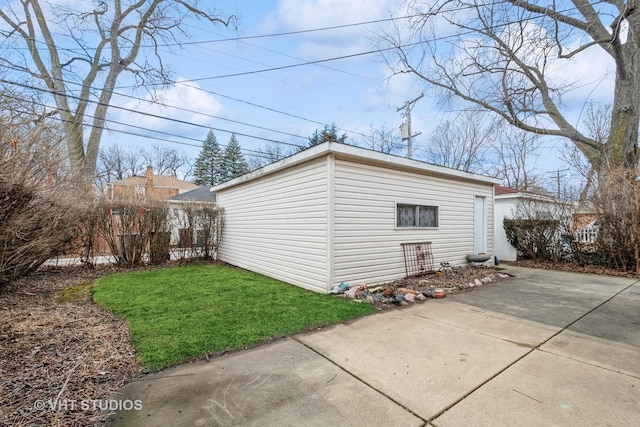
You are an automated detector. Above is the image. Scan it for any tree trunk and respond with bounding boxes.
[603,9,640,171]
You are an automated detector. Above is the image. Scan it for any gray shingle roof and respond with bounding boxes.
[167,186,216,203]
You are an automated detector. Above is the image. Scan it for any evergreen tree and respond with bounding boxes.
[193,130,223,185]
[303,124,347,151]
[221,134,249,181]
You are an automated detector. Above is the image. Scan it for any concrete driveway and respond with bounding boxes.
[108,266,640,426]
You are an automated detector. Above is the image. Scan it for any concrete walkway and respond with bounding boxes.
[107,267,640,426]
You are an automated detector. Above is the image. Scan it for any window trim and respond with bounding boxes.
[395,202,440,229]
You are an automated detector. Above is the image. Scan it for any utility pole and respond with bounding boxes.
[397,93,424,159]
[548,168,569,198]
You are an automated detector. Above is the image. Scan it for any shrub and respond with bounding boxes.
[592,167,640,274]
[95,201,170,266]
[93,199,224,266]
[503,218,562,261]
[0,96,88,286]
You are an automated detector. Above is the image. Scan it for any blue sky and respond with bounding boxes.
[2,0,619,186]
[107,0,421,160]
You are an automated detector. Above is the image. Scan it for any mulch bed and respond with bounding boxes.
[0,266,143,427]
[505,259,638,278]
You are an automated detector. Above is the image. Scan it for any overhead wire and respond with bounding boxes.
[1,3,513,144]
[0,69,308,147]
[104,0,605,142]
[1,0,610,149]
[0,77,306,155]
[2,91,278,161]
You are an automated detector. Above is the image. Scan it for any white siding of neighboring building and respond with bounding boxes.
[216,157,329,293]
[332,159,494,287]
[494,194,573,262]
[494,197,519,262]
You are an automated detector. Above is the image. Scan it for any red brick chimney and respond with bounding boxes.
[145,165,154,199]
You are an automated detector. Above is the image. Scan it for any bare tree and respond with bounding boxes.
[97,143,144,187]
[96,142,190,189]
[142,143,189,178]
[494,126,544,191]
[0,1,234,183]
[381,1,639,173]
[247,143,297,169]
[358,123,405,154]
[562,103,612,201]
[423,110,496,173]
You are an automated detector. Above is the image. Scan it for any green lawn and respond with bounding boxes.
[92,264,374,371]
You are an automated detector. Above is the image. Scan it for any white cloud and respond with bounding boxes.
[108,78,224,138]
[262,0,404,59]
[272,0,385,30]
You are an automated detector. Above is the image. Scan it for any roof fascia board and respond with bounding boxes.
[212,142,501,192]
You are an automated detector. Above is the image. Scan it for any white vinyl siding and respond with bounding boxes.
[214,143,498,293]
[332,159,494,287]
[216,158,329,292]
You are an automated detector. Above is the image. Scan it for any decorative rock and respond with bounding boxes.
[422,288,436,297]
[415,293,427,301]
[405,293,416,302]
[423,288,446,298]
[474,279,483,287]
[344,286,359,299]
[433,288,447,299]
[382,286,395,297]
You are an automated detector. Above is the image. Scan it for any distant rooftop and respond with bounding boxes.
[495,185,520,195]
[167,186,216,203]
[109,175,198,191]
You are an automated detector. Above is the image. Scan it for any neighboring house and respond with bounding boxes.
[107,165,198,201]
[494,185,573,262]
[572,203,599,245]
[96,167,198,258]
[167,186,217,247]
[167,185,217,204]
[212,142,501,293]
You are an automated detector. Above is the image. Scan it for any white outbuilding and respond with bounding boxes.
[494,185,574,262]
[212,142,501,293]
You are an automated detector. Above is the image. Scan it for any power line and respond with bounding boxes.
[3,92,278,161]
[1,62,370,144]
[1,0,610,147]
[14,12,431,53]
[105,1,607,87]
[0,78,306,150]
[0,63,308,142]
[158,13,428,46]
